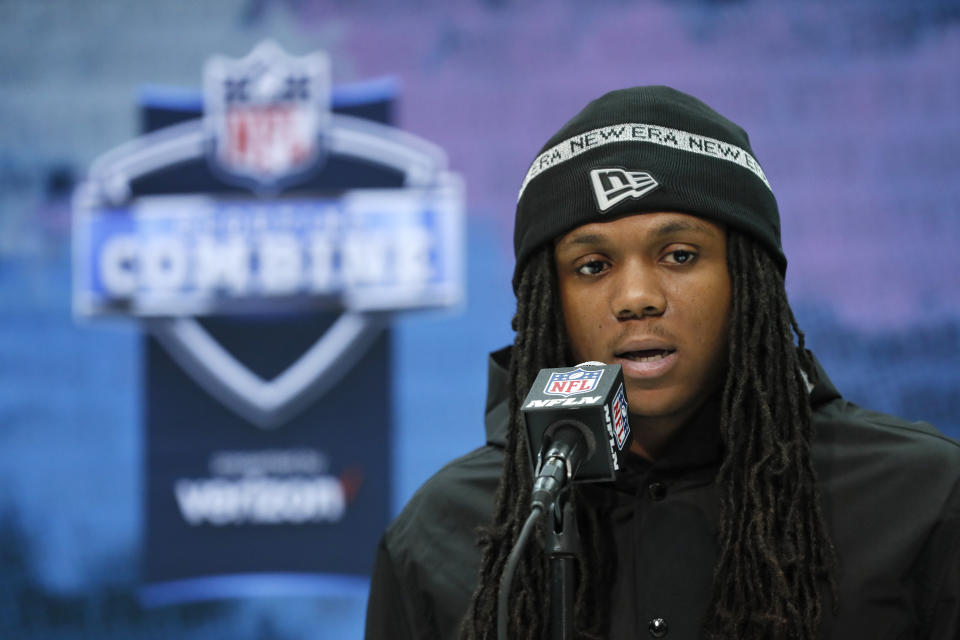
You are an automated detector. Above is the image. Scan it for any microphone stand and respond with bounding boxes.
[547,495,580,640]
[500,418,592,640]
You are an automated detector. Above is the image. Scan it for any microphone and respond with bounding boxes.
[521,362,632,511]
[498,363,632,640]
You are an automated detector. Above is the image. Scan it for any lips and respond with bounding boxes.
[616,349,675,362]
[613,341,678,378]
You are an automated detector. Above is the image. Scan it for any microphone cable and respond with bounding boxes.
[497,503,543,640]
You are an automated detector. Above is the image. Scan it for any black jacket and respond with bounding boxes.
[365,347,960,639]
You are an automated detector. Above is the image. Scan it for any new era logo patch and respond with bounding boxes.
[589,168,659,212]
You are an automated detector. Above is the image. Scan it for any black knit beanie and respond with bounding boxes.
[513,85,784,290]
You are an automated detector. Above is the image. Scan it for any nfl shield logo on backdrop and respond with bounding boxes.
[544,366,604,397]
[204,40,331,192]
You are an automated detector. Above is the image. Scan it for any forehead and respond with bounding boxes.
[555,211,725,248]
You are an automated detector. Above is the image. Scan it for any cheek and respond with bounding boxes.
[689,282,731,359]
[561,291,602,361]
[669,274,728,337]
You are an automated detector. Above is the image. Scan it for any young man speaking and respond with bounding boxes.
[365,86,960,639]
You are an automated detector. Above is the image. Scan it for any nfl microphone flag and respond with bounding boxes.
[521,363,631,483]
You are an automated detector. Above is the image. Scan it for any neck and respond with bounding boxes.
[627,397,714,461]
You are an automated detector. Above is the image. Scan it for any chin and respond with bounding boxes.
[625,392,683,419]
[625,386,707,422]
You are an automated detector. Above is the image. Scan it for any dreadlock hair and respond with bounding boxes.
[459,228,836,640]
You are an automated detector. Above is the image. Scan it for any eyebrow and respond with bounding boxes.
[559,217,721,248]
[560,233,607,247]
[649,218,720,238]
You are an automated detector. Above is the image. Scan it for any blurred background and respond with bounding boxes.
[1,0,958,638]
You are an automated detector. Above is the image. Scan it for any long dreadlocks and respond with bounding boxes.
[460,229,836,640]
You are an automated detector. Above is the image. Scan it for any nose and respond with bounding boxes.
[611,259,666,320]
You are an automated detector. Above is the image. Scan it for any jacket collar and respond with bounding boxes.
[809,351,842,408]
[484,346,512,448]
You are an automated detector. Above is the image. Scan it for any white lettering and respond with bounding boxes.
[194,234,250,294]
[99,235,138,296]
[519,121,771,203]
[308,232,337,292]
[141,236,188,291]
[87,199,453,311]
[343,233,388,286]
[524,395,603,410]
[258,233,302,294]
[602,405,620,471]
[174,475,346,526]
[394,227,433,285]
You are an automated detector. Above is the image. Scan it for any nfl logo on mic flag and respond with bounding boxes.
[544,366,603,396]
[523,363,632,481]
[610,383,629,450]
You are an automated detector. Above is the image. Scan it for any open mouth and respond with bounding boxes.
[616,349,675,363]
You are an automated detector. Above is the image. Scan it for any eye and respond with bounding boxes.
[575,259,609,276]
[664,249,697,265]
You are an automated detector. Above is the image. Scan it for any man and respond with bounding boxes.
[365,86,960,639]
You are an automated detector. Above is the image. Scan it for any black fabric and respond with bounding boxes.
[513,86,784,291]
[365,348,960,639]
